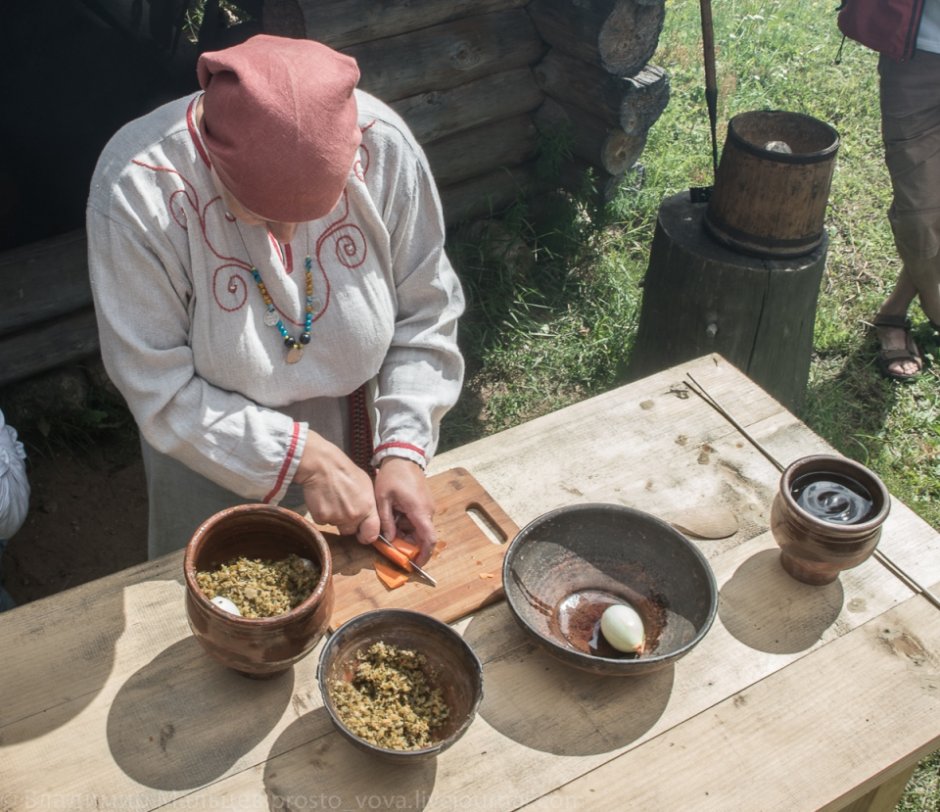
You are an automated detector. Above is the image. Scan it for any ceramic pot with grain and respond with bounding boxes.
[184,503,334,678]
[771,454,890,585]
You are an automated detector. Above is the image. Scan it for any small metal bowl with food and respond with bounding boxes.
[184,503,334,678]
[318,609,483,763]
[503,503,718,676]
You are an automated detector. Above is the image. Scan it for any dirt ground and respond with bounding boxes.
[2,437,149,607]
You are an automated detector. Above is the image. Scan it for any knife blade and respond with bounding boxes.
[374,533,438,587]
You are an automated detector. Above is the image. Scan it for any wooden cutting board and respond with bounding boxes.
[323,467,519,629]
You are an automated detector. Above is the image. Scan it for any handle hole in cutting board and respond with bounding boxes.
[466,503,508,545]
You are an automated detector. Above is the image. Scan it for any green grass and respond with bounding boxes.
[441,1,939,807]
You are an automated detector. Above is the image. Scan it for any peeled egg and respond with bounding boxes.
[211,595,241,616]
[600,603,645,653]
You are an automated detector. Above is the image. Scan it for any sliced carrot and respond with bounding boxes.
[374,558,410,590]
[391,537,421,560]
[373,540,414,571]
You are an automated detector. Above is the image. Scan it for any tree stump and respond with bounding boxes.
[629,192,827,414]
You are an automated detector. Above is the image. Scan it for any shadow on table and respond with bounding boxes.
[0,585,124,745]
[263,711,435,811]
[718,549,844,654]
[107,637,294,789]
[464,609,674,756]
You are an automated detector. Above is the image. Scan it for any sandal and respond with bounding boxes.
[873,314,923,383]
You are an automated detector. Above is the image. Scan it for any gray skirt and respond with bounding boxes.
[140,437,306,560]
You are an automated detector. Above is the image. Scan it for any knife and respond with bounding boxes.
[374,533,438,587]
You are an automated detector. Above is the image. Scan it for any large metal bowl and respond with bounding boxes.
[318,609,483,763]
[503,503,718,676]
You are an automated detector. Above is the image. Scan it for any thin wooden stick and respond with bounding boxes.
[874,550,940,611]
[685,373,785,471]
[684,373,940,611]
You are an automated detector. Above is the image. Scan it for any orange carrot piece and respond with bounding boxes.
[391,537,421,560]
[373,540,414,571]
[374,559,409,590]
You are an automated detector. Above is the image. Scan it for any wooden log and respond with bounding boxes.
[263,0,529,49]
[391,67,543,146]
[439,163,540,226]
[535,97,645,177]
[424,115,539,187]
[629,192,827,414]
[345,9,545,102]
[0,307,99,388]
[0,229,90,335]
[534,49,669,136]
[528,0,666,77]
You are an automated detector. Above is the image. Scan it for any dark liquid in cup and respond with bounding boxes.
[791,472,876,524]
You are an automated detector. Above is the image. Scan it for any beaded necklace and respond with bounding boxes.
[250,256,314,364]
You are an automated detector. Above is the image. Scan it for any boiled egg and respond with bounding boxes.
[211,595,241,616]
[600,603,645,653]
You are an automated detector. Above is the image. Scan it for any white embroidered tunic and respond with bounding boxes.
[87,90,465,504]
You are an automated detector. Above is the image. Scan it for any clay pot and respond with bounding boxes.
[771,455,890,585]
[318,609,483,763]
[184,504,334,678]
[502,503,718,676]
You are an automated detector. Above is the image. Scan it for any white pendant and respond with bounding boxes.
[286,345,304,364]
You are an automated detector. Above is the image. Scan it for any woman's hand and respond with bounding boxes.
[293,430,380,543]
[373,457,436,565]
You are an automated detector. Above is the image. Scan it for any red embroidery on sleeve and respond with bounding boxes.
[374,441,426,459]
[264,421,302,503]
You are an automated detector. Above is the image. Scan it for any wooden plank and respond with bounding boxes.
[0,569,324,808]
[524,591,940,812]
[150,526,924,808]
[528,0,666,77]
[345,9,544,102]
[268,0,530,49]
[0,228,89,334]
[0,306,99,388]
[391,67,543,146]
[425,114,539,187]
[535,48,669,136]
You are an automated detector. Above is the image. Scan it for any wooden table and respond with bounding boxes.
[2,354,938,811]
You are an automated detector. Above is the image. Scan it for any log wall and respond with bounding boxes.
[0,0,669,387]
[264,0,670,223]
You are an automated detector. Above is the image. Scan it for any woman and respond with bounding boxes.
[87,35,465,562]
